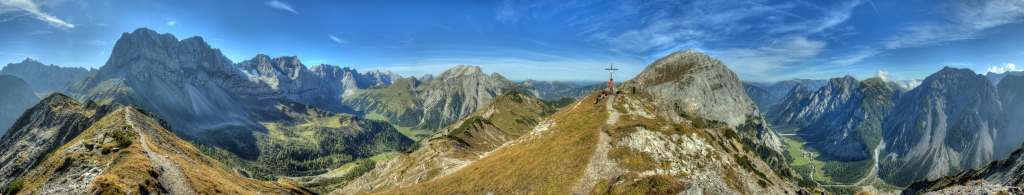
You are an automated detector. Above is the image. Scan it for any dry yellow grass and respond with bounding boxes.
[381,92,609,194]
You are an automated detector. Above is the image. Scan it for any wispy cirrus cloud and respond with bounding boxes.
[884,0,1024,50]
[0,0,74,29]
[28,30,50,35]
[78,40,106,45]
[497,0,861,80]
[830,0,1024,67]
[266,0,298,15]
[166,18,176,26]
[329,35,348,45]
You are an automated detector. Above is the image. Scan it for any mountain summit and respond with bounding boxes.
[881,67,1006,186]
[619,50,792,177]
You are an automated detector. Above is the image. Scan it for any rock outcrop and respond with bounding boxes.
[0,58,96,95]
[0,75,39,135]
[880,67,1005,186]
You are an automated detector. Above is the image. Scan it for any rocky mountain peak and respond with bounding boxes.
[880,66,1005,185]
[102,28,232,77]
[419,73,434,82]
[437,65,485,80]
[622,50,758,127]
[19,57,41,65]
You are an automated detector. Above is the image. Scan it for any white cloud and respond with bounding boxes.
[329,35,348,45]
[876,70,922,90]
[28,30,50,35]
[166,20,176,26]
[266,0,298,15]
[78,40,106,45]
[884,0,1024,50]
[988,63,1019,74]
[0,0,74,29]
[830,48,882,66]
[709,36,827,78]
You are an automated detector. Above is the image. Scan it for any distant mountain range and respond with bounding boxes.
[0,76,38,136]
[0,58,96,96]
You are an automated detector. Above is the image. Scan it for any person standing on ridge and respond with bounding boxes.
[606,63,617,94]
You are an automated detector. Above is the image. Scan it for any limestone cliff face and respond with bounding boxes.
[767,76,863,129]
[309,64,362,97]
[618,50,779,146]
[766,84,814,126]
[618,50,792,177]
[0,58,96,94]
[0,75,39,135]
[234,55,352,112]
[996,75,1024,159]
[881,67,1005,186]
[67,28,272,142]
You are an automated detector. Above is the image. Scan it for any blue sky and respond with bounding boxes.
[0,0,1022,82]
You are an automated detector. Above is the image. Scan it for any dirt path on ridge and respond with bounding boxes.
[126,108,197,195]
[573,95,628,194]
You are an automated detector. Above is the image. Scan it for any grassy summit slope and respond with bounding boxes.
[382,92,802,194]
[334,89,555,194]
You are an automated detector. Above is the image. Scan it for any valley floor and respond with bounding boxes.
[781,134,903,194]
